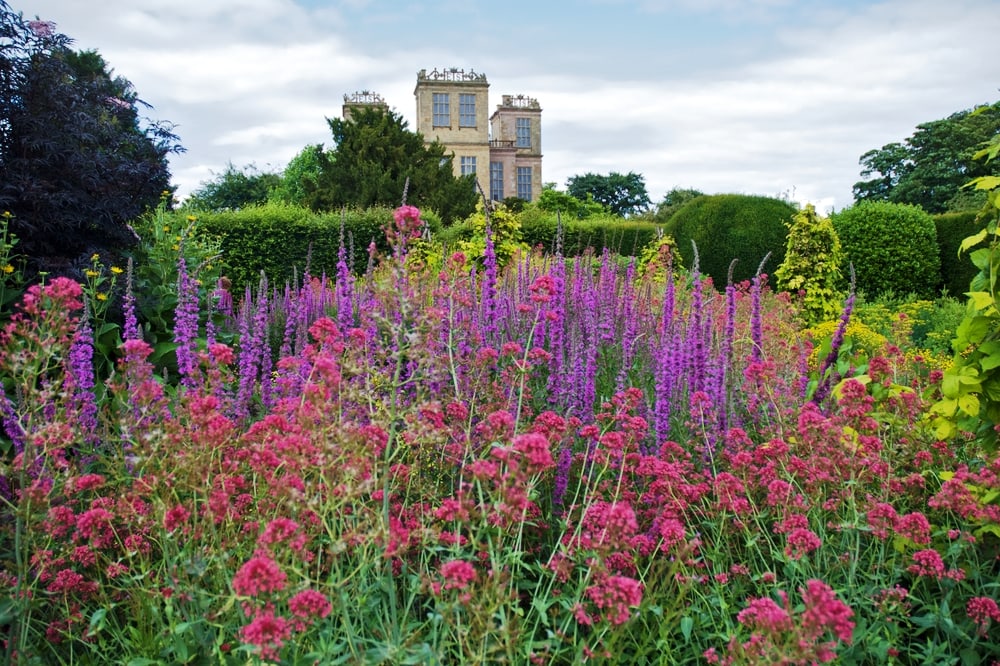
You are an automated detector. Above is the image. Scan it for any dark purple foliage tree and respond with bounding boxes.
[0,1,183,280]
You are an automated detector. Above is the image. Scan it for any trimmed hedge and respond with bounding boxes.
[194,203,398,293]
[438,211,665,258]
[934,210,982,297]
[830,201,941,298]
[520,214,665,257]
[664,194,796,286]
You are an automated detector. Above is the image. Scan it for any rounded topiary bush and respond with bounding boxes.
[830,201,941,298]
[664,194,795,286]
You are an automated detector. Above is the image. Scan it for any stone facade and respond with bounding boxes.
[413,67,542,202]
[341,90,388,122]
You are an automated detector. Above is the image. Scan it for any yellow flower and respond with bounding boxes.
[163,226,171,233]
[2,264,14,274]
[187,215,197,222]
[91,253,100,262]
[2,211,10,218]
[96,293,108,301]
[85,269,100,278]
[111,266,124,275]
[171,244,180,251]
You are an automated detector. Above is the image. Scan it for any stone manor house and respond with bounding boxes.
[342,67,543,203]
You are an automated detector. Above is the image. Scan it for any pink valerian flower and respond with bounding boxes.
[785,528,822,560]
[800,579,855,643]
[737,595,793,634]
[288,589,333,625]
[163,504,191,532]
[511,432,555,473]
[866,502,897,540]
[258,518,304,551]
[894,511,931,545]
[439,559,477,591]
[582,574,643,625]
[908,549,946,578]
[239,609,291,662]
[967,596,1000,636]
[232,554,287,597]
[75,507,115,548]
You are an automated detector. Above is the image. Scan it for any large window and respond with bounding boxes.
[516,117,531,148]
[460,156,477,176]
[433,93,450,126]
[517,166,532,201]
[490,162,504,200]
[459,94,476,127]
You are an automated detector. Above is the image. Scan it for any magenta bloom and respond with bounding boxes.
[232,554,287,597]
[288,589,333,622]
[440,559,477,591]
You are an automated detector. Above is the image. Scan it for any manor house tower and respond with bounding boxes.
[413,67,542,202]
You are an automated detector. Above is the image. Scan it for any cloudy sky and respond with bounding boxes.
[20,0,1000,212]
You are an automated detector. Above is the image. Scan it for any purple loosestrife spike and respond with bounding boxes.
[749,252,771,365]
[0,385,25,455]
[813,264,856,406]
[546,254,567,405]
[481,224,498,345]
[123,258,139,342]
[235,285,256,422]
[552,444,572,514]
[68,301,99,446]
[617,259,638,392]
[686,270,706,396]
[173,257,200,389]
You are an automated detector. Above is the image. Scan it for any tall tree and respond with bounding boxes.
[0,2,181,279]
[270,143,324,206]
[311,106,477,224]
[853,101,1000,213]
[651,187,704,223]
[566,171,652,217]
[184,162,280,211]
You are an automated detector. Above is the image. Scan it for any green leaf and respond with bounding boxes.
[967,291,996,311]
[960,228,989,253]
[969,175,1000,191]
[680,615,694,640]
[958,393,981,417]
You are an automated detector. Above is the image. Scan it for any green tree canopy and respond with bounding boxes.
[853,101,1000,213]
[0,3,181,280]
[650,187,705,222]
[270,144,324,206]
[566,171,652,217]
[535,183,607,219]
[183,162,281,212]
[310,107,477,225]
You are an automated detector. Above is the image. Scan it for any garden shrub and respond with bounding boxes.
[934,210,981,296]
[518,210,664,257]
[830,201,941,298]
[774,204,844,325]
[194,203,397,292]
[664,194,795,286]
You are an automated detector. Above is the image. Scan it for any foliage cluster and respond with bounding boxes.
[853,100,1000,214]
[191,203,427,293]
[0,1,181,281]
[774,204,844,325]
[565,171,652,217]
[831,201,942,298]
[183,162,281,212]
[935,210,983,297]
[928,133,1000,449]
[664,193,796,285]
